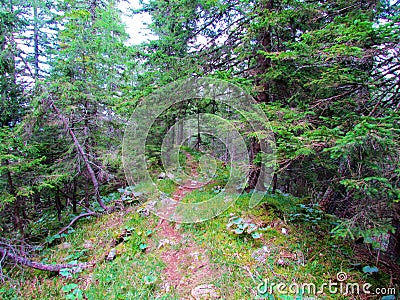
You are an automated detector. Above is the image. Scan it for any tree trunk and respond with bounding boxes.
[0,246,88,272]
[254,0,273,103]
[46,99,108,210]
[387,204,400,259]
[5,159,24,235]
[72,179,77,213]
[33,0,39,80]
[84,180,90,208]
[247,137,266,191]
[271,172,277,194]
[195,111,201,150]
[319,158,348,212]
[55,190,63,221]
[247,0,274,190]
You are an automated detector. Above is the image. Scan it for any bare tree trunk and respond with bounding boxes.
[13,196,24,236]
[320,158,348,212]
[247,0,274,190]
[194,111,201,150]
[0,246,88,272]
[84,180,90,208]
[33,0,39,80]
[271,172,277,194]
[5,159,24,235]
[387,204,400,258]
[45,99,108,211]
[55,190,62,221]
[72,178,77,213]
[247,137,267,191]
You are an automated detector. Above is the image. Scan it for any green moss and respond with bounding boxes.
[8,151,395,299]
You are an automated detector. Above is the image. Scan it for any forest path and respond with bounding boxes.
[154,152,221,299]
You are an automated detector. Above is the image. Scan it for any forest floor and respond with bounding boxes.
[1,151,398,299]
[154,152,221,298]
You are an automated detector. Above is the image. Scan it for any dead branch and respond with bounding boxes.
[43,98,109,211]
[56,212,98,236]
[0,246,90,273]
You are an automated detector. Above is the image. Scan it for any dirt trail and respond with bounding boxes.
[155,152,220,298]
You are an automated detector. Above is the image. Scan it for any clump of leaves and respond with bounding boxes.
[143,275,157,285]
[362,265,379,274]
[45,227,75,244]
[227,215,262,239]
[288,204,333,225]
[330,218,394,251]
[61,283,84,300]
[117,186,144,204]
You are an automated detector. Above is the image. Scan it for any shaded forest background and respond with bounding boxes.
[1,0,399,274]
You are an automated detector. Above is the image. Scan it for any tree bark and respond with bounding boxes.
[5,159,25,235]
[0,246,88,272]
[319,158,348,212]
[46,99,108,211]
[247,0,274,190]
[271,172,277,194]
[247,137,267,191]
[56,212,97,236]
[72,178,77,213]
[55,190,63,221]
[33,0,39,80]
[387,204,400,258]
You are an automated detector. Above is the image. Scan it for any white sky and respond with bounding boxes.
[118,0,155,45]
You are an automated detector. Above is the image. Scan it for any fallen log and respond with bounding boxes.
[0,246,89,273]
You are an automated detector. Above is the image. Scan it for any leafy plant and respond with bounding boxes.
[227,215,262,239]
[330,218,394,251]
[288,204,332,225]
[61,283,84,300]
[143,275,157,285]
[45,227,75,244]
[362,265,379,274]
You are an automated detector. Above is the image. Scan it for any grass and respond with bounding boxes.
[2,198,394,299]
[1,151,397,299]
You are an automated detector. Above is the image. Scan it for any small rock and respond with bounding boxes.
[59,242,71,249]
[281,228,288,235]
[137,207,150,217]
[158,172,166,179]
[277,258,290,266]
[83,240,93,249]
[190,251,200,260]
[191,284,220,299]
[164,282,171,292]
[252,247,269,263]
[106,248,116,261]
[158,239,172,249]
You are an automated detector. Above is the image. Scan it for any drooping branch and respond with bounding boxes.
[56,212,97,236]
[44,98,108,211]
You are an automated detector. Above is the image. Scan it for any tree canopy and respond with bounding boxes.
[0,0,399,290]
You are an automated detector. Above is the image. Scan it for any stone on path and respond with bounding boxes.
[190,284,220,299]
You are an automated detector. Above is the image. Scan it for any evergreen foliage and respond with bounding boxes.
[0,0,399,291]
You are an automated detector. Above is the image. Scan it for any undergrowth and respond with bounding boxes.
[1,150,397,299]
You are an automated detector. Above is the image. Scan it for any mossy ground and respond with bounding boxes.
[0,152,396,299]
